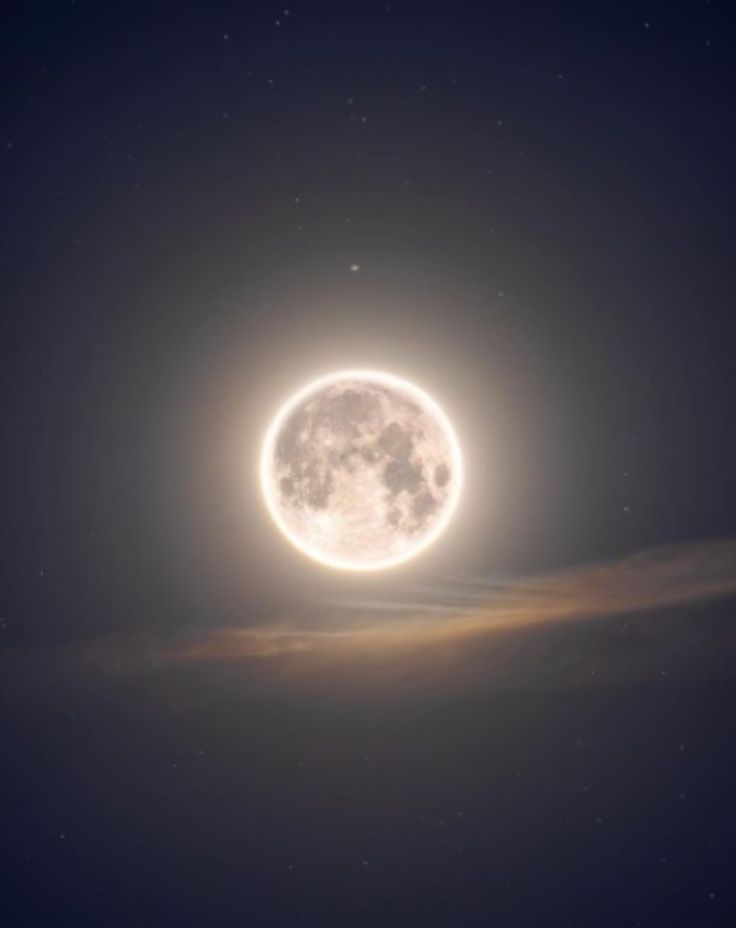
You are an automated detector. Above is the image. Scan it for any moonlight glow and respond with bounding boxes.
[260,370,463,571]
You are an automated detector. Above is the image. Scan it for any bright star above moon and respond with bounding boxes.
[260,370,463,571]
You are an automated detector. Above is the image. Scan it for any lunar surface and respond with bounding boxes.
[260,370,463,570]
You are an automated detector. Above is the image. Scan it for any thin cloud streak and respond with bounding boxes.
[171,538,736,663]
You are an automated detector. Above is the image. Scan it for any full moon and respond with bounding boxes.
[260,370,463,571]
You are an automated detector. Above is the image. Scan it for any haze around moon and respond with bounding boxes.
[260,370,463,571]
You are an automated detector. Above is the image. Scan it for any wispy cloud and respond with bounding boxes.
[170,537,736,663]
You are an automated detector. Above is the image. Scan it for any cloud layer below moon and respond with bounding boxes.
[3,538,735,701]
[171,537,736,663]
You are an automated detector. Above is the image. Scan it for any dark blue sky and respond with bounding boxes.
[2,2,736,925]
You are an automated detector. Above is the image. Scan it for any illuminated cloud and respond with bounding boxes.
[170,537,736,664]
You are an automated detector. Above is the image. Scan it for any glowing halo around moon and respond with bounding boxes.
[259,370,464,571]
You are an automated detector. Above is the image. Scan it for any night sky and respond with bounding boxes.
[3,2,736,926]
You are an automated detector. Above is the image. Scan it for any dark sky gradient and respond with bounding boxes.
[2,2,736,925]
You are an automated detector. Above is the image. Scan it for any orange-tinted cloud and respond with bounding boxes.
[170,537,736,664]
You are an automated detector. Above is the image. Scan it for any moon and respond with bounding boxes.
[260,370,463,571]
